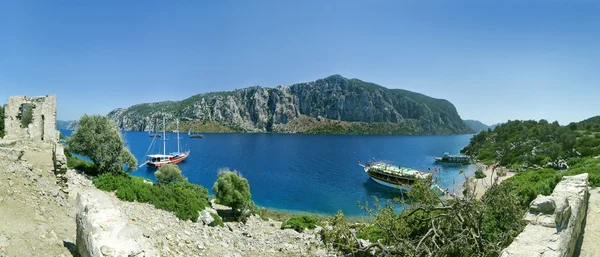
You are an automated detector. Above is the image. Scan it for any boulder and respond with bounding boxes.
[76,190,158,257]
[529,195,556,214]
[197,207,218,225]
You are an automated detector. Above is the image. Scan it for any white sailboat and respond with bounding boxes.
[141,118,190,168]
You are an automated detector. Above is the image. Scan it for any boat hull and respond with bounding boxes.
[147,151,190,168]
[370,176,412,191]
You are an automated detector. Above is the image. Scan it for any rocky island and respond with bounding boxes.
[107,75,474,135]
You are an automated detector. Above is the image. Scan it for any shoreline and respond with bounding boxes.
[471,162,516,199]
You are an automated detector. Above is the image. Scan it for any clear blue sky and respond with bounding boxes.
[0,0,598,125]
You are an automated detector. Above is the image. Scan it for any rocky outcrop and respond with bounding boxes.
[107,75,473,135]
[76,190,157,257]
[500,173,589,257]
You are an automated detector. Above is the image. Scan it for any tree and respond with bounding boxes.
[155,164,186,184]
[212,169,252,221]
[67,115,137,174]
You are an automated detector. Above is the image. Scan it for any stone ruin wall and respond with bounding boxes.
[500,173,589,257]
[2,95,66,176]
[3,95,59,143]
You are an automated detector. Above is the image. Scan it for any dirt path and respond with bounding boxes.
[577,188,600,257]
[472,163,515,199]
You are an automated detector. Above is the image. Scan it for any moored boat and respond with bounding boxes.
[188,129,203,138]
[141,118,190,168]
[360,160,433,191]
[434,152,472,165]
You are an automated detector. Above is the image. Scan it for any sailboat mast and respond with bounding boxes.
[177,120,180,153]
[163,117,166,156]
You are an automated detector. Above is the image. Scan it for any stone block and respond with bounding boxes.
[53,143,68,175]
[76,191,157,257]
[530,195,556,214]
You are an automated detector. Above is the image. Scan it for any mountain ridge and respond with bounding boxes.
[107,75,474,135]
[463,119,490,133]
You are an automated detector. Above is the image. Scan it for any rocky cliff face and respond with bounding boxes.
[107,75,473,135]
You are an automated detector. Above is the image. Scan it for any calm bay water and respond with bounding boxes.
[60,130,476,217]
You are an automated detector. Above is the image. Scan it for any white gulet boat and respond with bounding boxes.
[359,160,444,194]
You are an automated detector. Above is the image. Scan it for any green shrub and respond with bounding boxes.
[93,172,209,221]
[155,164,187,184]
[281,215,318,232]
[356,225,386,242]
[213,169,252,221]
[499,168,563,207]
[475,168,487,179]
[66,153,99,176]
[209,213,224,227]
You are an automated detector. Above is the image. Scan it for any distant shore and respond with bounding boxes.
[472,162,515,199]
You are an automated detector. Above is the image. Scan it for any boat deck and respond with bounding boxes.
[366,163,431,179]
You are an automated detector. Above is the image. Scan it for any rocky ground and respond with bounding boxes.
[0,141,334,257]
[0,148,77,257]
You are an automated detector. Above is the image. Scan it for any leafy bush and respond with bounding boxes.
[212,169,252,221]
[475,168,487,179]
[498,168,562,207]
[66,152,99,176]
[93,172,209,221]
[281,215,319,232]
[67,115,137,173]
[155,164,187,184]
[209,213,224,227]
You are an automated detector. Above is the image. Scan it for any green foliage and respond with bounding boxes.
[499,168,563,208]
[475,168,487,179]
[281,215,318,232]
[155,164,187,184]
[564,157,600,187]
[0,105,4,138]
[19,103,34,128]
[93,172,209,221]
[67,115,137,173]
[66,152,99,176]
[462,118,600,167]
[355,225,385,242]
[322,180,525,256]
[212,169,252,221]
[209,213,224,227]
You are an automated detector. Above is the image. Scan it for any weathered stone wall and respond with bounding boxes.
[76,190,157,257]
[3,95,58,142]
[500,173,589,257]
[53,143,67,175]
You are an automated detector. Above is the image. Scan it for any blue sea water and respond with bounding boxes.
[60,130,477,217]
